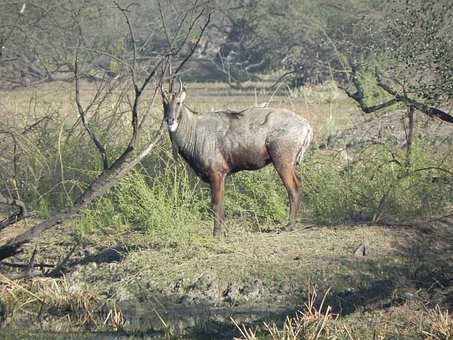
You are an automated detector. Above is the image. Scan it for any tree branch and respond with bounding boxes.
[113,1,138,88]
[375,73,453,124]
[339,64,453,124]
[340,83,399,113]
[0,0,213,265]
[174,11,212,75]
[338,62,399,113]
[74,26,109,169]
[0,125,163,262]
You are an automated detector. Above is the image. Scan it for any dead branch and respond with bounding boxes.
[0,192,26,231]
[174,11,212,75]
[113,1,139,86]
[0,212,74,260]
[158,0,174,52]
[22,116,54,134]
[27,245,37,273]
[340,84,399,113]
[338,63,399,113]
[0,245,45,280]
[1,261,54,269]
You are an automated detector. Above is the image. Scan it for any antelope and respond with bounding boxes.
[161,80,313,237]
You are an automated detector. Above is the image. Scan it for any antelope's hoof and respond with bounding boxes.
[213,227,224,238]
[283,222,295,232]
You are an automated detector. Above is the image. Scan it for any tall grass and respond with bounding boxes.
[77,133,453,244]
[77,158,209,242]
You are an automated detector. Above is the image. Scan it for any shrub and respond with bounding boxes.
[302,140,453,224]
[226,168,287,225]
[77,159,210,243]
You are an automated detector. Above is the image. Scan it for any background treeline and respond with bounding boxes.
[1,0,451,107]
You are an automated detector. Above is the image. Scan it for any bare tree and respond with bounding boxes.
[0,0,213,266]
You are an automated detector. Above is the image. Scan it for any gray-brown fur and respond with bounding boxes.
[161,81,313,237]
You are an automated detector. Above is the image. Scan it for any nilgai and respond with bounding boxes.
[161,80,313,237]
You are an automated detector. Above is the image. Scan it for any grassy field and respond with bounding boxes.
[0,81,452,339]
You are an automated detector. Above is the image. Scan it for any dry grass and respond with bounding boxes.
[0,273,125,331]
[0,80,358,137]
[231,286,355,340]
[261,287,338,340]
[422,306,453,340]
[233,286,453,340]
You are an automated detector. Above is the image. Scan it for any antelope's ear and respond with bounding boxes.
[179,88,186,102]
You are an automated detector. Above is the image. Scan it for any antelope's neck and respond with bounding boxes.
[171,107,197,155]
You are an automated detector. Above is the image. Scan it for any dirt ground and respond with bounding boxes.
[2,217,452,338]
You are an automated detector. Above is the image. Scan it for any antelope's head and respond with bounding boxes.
[161,79,186,133]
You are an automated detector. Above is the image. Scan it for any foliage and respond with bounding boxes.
[1,0,451,109]
[375,0,453,105]
[77,133,453,238]
[78,162,209,241]
[303,140,453,225]
[226,168,287,225]
[1,83,450,237]
[211,0,378,85]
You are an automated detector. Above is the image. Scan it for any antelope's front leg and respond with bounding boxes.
[209,173,226,238]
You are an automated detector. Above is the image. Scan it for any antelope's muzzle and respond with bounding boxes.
[167,118,178,132]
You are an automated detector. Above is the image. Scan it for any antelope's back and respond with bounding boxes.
[197,106,312,148]
[226,107,311,136]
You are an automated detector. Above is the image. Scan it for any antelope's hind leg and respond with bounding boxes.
[267,141,301,231]
[209,172,226,238]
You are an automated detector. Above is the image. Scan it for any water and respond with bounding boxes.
[1,299,295,339]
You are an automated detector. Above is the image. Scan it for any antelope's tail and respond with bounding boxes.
[296,125,313,165]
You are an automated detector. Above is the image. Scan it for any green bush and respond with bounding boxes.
[78,137,452,237]
[302,140,453,224]
[226,167,287,224]
[6,101,449,237]
[77,160,210,242]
